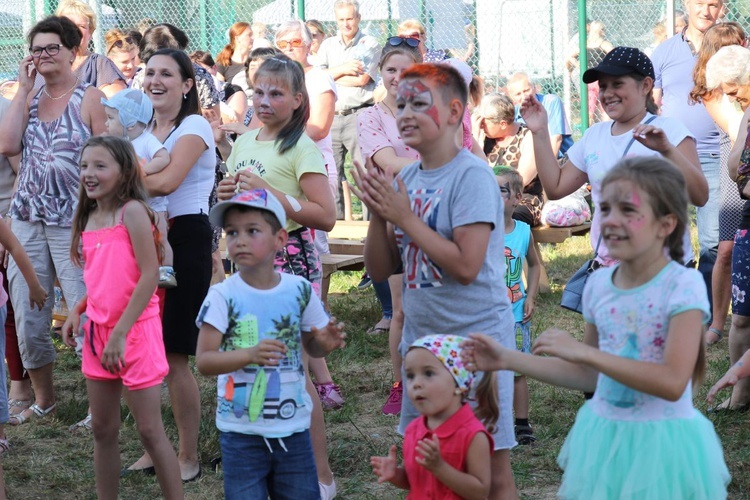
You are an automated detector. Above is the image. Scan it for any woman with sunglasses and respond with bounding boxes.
[0,16,106,427]
[105,29,139,85]
[54,0,127,98]
[356,41,423,417]
[397,19,449,62]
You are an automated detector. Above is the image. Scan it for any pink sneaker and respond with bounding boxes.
[382,381,403,415]
[316,382,345,410]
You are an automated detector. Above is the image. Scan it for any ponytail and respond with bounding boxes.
[254,55,309,155]
[216,22,250,67]
[474,371,499,434]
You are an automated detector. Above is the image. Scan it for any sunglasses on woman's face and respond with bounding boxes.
[276,39,305,50]
[107,37,135,54]
[387,36,420,48]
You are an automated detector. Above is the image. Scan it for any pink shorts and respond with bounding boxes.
[82,315,169,390]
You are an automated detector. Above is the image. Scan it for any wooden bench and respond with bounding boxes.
[531,222,591,293]
[320,253,364,307]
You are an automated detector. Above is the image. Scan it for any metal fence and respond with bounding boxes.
[1,0,750,130]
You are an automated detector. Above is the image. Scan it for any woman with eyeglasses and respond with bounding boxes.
[54,0,127,98]
[0,16,107,428]
[105,28,139,85]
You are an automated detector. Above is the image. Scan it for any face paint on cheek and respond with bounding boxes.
[399,79,441,129]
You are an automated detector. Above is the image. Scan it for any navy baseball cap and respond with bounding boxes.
[582,47,655,84]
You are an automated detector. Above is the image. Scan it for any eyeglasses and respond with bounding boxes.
[276,39,305,50]
[106,37,135,54]
[387,36,420,48]
[29,43,62,58]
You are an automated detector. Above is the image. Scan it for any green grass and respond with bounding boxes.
[2,234,748,499]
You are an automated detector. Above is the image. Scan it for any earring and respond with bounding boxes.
[183,93,187,100]
[454,388,462,395]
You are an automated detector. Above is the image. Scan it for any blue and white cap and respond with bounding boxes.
[101,88,153,128]
[209,189,287,229]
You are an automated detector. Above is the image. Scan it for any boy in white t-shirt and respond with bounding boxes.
[195,189,346,499]
[102,88,176,288]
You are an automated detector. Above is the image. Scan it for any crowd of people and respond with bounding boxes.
[0,0,747,498]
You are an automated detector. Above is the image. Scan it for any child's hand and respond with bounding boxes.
[523,300,535,322]
[350,157,387,216]
[519,94,548,133]
[247,339,287,366]
[220,122,250,136]
[61,312,81,348]
[351,158,411,226]
[28,282,48,311]
[632,124,671,154]
[217,177,238,201]
[707,372,738,405]
[370,445,399,483]
[532,328,586,362]
[415,435,444,472]
[460,332,508,371]
[101,331,127,373]
[310,317,347,353]
[236,170,271,193]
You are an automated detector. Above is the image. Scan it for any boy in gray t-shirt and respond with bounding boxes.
[353,64,518,496]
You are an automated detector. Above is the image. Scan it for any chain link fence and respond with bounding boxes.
[1,0,750,128]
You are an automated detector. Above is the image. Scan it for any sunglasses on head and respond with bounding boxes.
[387,36,420,48]
[276,39,305,50]
[107,37,135,54]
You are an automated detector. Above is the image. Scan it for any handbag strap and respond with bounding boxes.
[592,115,658,260]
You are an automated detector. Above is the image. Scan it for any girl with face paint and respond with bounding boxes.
[463,157,730,499]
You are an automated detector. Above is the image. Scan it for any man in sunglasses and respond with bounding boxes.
[316,0,381,220]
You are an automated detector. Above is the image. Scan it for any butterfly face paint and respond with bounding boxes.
[396,79,440,128]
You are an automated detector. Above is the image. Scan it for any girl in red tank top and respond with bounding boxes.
[61,136,183,499]
[371,334,497,499]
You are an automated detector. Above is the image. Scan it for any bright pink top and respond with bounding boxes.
[462,109,473,150]
[357,104,421,162]
[403,403,494,500]
[82,213,159,327]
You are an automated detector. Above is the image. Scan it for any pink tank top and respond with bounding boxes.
[82,207,159,327]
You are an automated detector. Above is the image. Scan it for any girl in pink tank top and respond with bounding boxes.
[61,136,183,499]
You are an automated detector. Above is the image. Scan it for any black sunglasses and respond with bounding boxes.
[387,36,420,48]
[106,36,135,54]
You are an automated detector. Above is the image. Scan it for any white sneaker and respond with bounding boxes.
[319,478,337,499]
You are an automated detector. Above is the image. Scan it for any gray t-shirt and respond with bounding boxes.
[395,149,514,350]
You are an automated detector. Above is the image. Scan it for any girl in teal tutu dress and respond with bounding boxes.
[462,157,730,499]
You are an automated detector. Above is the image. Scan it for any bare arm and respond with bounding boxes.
[0,218,46,309]
[301,318,346,358]
[371,147,417,174]
[0,57,34,156]
[235,171,336,231]
[337,74,372,87]
[196,323,287,376]
[7,154,20,174]
[327,60,363,80]
[419,433,491,500]
[143,135,208,196]
[729,108,750,181]
[516,130,538,187]
[306,90,335,142]
[142,148,171,176]
[535,310,703,401]
[523,233,541,321]
[99,80,127,98]
[462,324,600,392]
[520,95,588,199]
[81,87,108,136]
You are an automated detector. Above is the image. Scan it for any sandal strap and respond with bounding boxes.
[30,403,56,417]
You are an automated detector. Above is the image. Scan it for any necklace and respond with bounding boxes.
[380,100,396,118]
[44,77,79,101]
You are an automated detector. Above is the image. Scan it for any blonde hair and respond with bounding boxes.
[55,0,96,33]
[397,19,425,36]
[105,28,137,55]
[480,93,515,123]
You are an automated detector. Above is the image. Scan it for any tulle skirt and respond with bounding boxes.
[557,402,730,499]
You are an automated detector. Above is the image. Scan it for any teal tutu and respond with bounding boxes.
[557,402,730,499]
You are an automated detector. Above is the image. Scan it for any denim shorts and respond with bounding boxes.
[219,430,319,500]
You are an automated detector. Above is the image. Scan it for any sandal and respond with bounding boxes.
[68,413,92,432]
[8,403,56,426]
[706,327,723,346]
[8,399,32,416]
[515,424,537,445]
[367,318,391,335]
[0,438,9,455]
